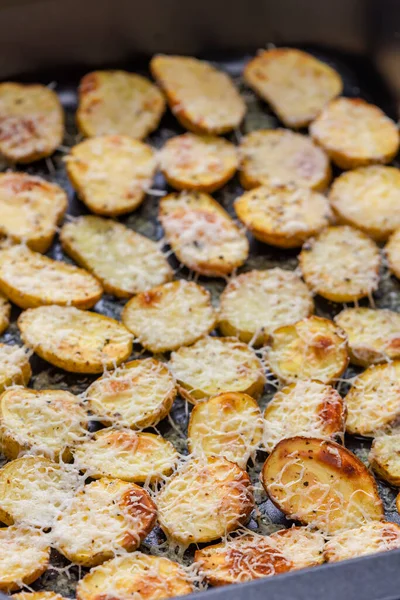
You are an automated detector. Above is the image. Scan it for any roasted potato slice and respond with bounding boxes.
[86,358,176,429]
[157,457,254,544]
[18,305,133,374]
[267,316,349,384]
[385,228,400,280]
[0,245,103,309]
[60,216,172,298]
[0,82,63,163]
[263,381,346,452]
[239,129,331,191]
[0,294,10,335]
[218,268,314,346]
[324,521,400,562]
[300,226,381,302]
[369,430,400,486]
[262,436,383,534]
[244,48,342,128]
[169,336,265,404]
[0,172,67,253]
[13,592,65,600]
[0,344,31,393]
[310,98,399,169]
[77,70,165,140]
[159,191,249,277]
[52,478,156,566]
[65,136,157,216]
[150,55,245,134]
[0,526,50,591]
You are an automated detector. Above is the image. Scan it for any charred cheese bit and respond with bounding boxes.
[0,172,67,253]
[267,315,349,384]
[65,136,157,217]
[169,336,265,404]
[262,436,383,534]
[0,294,10,334]
[52,478,156,567]
[310,98,399,169]
[18,305,133,374]
[324,521,400,562]
[0,344,31,393]
[159,191,249,277]
[369,430,400,486]
[188,392,264,468]
[0,526,50,591]
[239,129,331,191]
[122,280,217,353]
[244,48,342,128]
[60,216,172,298]
[0,82,63,163]
[0,244,103,309]
[77,70,165,140]
[150,55,245,134]
[263,381,346,452]
[385,228,400,280]
[13,592,65,600]
[300,226,381,302]
[86,358,176,429]
[156,457,254,544]
[76,553,193,600]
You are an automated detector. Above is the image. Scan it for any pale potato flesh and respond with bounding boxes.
[385,228,400,280]
[369,430,400,486]
[0,343,31,393]
[0,526,50,591]
[0,294,10,334]
[13,592,65,600]
[324,521,400,562]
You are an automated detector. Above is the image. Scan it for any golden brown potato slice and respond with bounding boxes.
[52,478,156,566]
[169,336,265,404]
[0,344,31,393]
[300,226,381,302]
[385,228,400,280]
[324,521,400,562]
[239,129,331,191]
[159,191,249,277]
[18,305,133,374]
[0,245,103,309]
[60,216,172,298]
[267,315,349,384]
[77,70,165,140]
[262,436,383,534]
[73,428,178,483]
[0,526,50,591]
[0,294,10,335]
[188,392,264,468]
[310,98,399,169]
[13,592,65,600]
[159,133,238,192]
[122,280,217,353]
[369,430,400,486]
[76,553,193,600]
[157,456,254,544]
[263,381,346,452]
[150,55,245,134]
[244,48,342,128]
[0,387,88,461]
[86,358,176,429]
[65,136,157,217]
[0,82,64,163]
[0,172,67,253]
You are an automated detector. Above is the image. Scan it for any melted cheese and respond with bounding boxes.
[369,430,400,486]
[324,521,400,562]
[0,293,10,334]
[385,228,400,280]
[0,525,50,591]
[0,343,31,393]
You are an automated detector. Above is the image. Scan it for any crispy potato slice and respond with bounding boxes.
[0,82,63,163]
[244,48,342,128]
[157,457,254,544]
[300,226,381,302]
[52,478,156,566]
[18,305,133,374]
[0,245,103,309]
[86,358,176,429]
[0,526,50,591]
[0,294,10,334]
[263,381,346,452]
[73,428,178,483]
[324,521,400,562]
[267,316,349,384]
[60,216,172,298]
[159,191,248,277]
[150,55,245,134]
[188,392,264,468]
[218,268,314,346]
[169,336,265,404]
[76,553,193,600]
[369,430,400,486]
[262,436,383,534]
[195,527,325,585]
[310,98,399,169]
[0,387,88,461]
[239,129,331,191]
[122,280,217,353]
[0,344,31,393]
[0,172,67,253]
[159,133,238,192]
[77,70,165,140]
[13,592,65,600]
[385,228,400,280]
[65,136,157,216]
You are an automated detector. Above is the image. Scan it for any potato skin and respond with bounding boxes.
[385,228,400,280]
[0,294,10,335]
